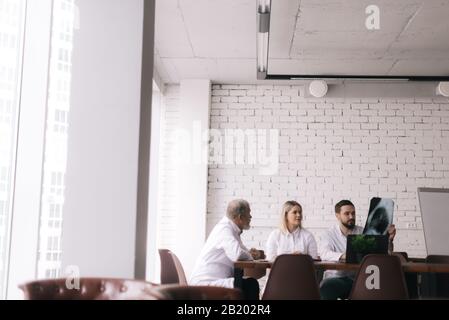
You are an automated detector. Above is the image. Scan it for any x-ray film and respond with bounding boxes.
[363,197,394,235]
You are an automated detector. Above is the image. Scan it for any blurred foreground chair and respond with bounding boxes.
[19,278,157,300]
[262,254,320,300]
[392,252,408,263]
[159,249,188,285]
[151,284,243,300]
[421,254,449,298]
[350,254,408,300]
[391,252,418,299]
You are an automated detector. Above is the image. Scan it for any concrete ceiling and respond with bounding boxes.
[154,0,449,84]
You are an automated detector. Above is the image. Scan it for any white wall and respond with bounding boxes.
[61,0,152,278]
[175,80,211,277]
[146,86,161,282]
[207,84,449,258]
[156,81,449,275]
[155,81,211,280]
[156,85,180,255]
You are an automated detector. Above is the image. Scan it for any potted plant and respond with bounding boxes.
[351,235,377,263]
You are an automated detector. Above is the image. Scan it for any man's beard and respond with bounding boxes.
[243,224,251,230]
[342,220,355,230]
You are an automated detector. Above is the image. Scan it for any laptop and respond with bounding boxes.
[343,197,393,263]
[346,234,389,263]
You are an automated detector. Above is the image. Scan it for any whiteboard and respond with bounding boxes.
[418,188,449,255]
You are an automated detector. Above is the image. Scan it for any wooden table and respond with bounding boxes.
[234,260,449,284]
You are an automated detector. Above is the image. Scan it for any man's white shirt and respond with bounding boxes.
[319,224,364,279]
[266,227,318,261]
[189,216,253,288]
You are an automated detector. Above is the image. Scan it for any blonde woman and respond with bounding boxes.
[266,201,318,261]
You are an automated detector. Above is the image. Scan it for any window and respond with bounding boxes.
[36,0,75,279]
[0,0,26,298]
[53,109,68,134]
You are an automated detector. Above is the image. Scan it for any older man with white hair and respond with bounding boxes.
[190,199,264,300]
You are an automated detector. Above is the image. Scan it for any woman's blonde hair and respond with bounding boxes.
[280,200,303,233]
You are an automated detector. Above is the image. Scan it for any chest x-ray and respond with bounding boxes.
[363,198,394,235]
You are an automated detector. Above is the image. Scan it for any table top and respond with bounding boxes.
[234,260,449,273]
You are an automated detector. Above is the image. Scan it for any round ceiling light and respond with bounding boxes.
[437,82,449,97]
[309,80,328,98]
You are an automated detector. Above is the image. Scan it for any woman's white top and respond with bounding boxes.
[266,227,318,261]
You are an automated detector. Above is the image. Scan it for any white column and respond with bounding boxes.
[7,0,53,299]
[60,0,154,279]
[173,80,211,278]
[146,85,161,282]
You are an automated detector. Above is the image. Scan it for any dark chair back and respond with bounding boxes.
[159,249,188,285]
[427,255,449,264]
[350,254,408,300]
[392,252,409,263]
[151,285,243,300]
[391,252,419,299]
[421,254,449,298]
[262,254,320,300]
[19,278,157,300]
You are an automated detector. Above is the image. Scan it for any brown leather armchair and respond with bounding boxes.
[150,284,243,300]
[19,278,158,300]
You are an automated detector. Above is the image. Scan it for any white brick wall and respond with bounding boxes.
[156,85,180,251]
[207,84,449,258]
